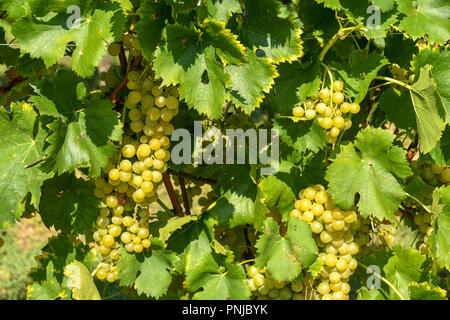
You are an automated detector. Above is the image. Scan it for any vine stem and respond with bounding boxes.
[162,172,184,217]
[178,176,191,215]
[374,76,413,91]
[319,24,364,61]
[404,192,433,215]
[104,289,126,300]
[238,259,255,266]
[358,262,406,300]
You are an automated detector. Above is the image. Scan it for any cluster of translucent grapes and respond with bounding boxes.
[413,210,434,255]
[91,68,179,282]
[290,185,365,300]
[108,32,141,57]
[246,266,317,300]
[292,81,360,144]
[419,162,450,186]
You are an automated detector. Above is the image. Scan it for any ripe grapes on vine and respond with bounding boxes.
[0,0,449,301]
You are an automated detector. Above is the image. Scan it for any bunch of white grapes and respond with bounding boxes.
[91,65,179,282]
[292,81,360,144]
[290,185,366,300]
[246,266,318,300]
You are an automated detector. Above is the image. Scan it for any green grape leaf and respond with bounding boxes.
[379,87,417,130]
[117,248,175,299]
[428,186,450,269]
[412,49,450,122]
[27,261,72,300]
[326,127,412,221]
[64,260,101,300]
[192,263,251,300]
[201,19,247,65]
[396,0,450,44]
[273,117,327,154]
[332,51,389,103]
[225,49,278,114]
[39,173,100,234]
[206,178,257,228]
[154,25,232,118]
[197,0,242,23]
[429,127,450,166]
[0,102,50,228]
[30,70,122,177]
[28,234,94,300]
[12,3,125,77]
[410,65,446,153]
[408,282,447,300]
[158,215,199,243]
[258,175,296,221]
[384,246,427,299]
[272,60,322,112]
[239,0,303,63]
[135,1,171,60]
[255,217,318,282]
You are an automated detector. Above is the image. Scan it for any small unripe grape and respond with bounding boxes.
[349,102,360,114]
[123,216,134,227]
[324,254,337,267]
[160,109,174,122]
[315,103,327,115]
[141,181,154,194]
[110,250,121,261]
[319,88,331,102]
[165,96,179,109]
[120,171,132,182]
[329,272,341,283]
[290,209,302,218]
[317,282,331,295]
[340,102,351,113]
[134,243,144,253]
[130,120,144,133]
[155,96,166,108]
[315,191,328,204]
[102,235,115,247]
[332,92,344,104]
[133,189,146,202]
[122,144,136,158]
[142,239,151,248]
[440,168,450,182]
[137,144,151,158]
[125,243,134,252]
[293,106,305,118]
[153,159,165,170]
[321,117,333,129]
[303,187,316,200]
[311,221,323,233]
[128,91,142,104]
[333,116,345,129]
[106,196,119,208]
[152,171,163,183]
[298,199,312,211]
[97,269,107,280]
[151,86,163,96]
[320,231,333,243]
[109,168,120,181]
[108,42,121,56]
[332,80,344,92]
[302,211,315,222]
[109,225,122,237]
[305,109,316,120]
[150,138,162,151]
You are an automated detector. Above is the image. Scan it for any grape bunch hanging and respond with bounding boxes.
[292,81,360,144]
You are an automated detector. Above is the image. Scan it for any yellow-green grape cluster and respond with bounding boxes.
[413,210,434,255]
[292,81,360,144]
[290,185,364,300]
[246,266,318,300]
[91,70,179,281]
[420,162,450,186]
[108,32,141,57]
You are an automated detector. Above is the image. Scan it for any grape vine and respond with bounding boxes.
[0,0,448,302]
